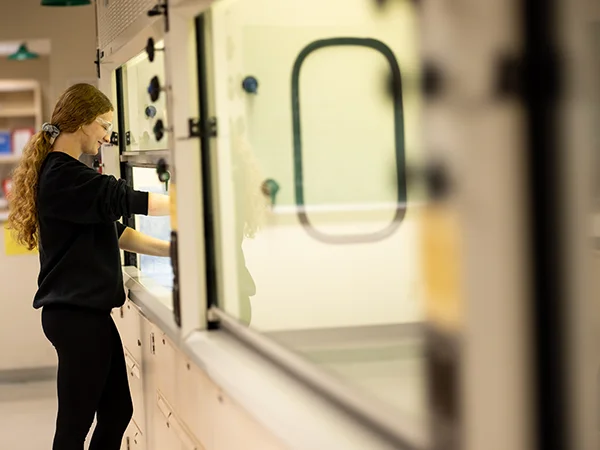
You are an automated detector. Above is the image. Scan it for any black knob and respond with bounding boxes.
[422,62,445,99]
[425,163,451,200]
[146,37,156,62]
[153,119,165,141]
[148,76,161,102]
[146,37,165,63]
[407,161,452,201]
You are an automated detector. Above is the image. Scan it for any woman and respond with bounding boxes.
[7,83,171,450]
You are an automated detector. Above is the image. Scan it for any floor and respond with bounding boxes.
[0,380,96,450]
[0,380,57,449]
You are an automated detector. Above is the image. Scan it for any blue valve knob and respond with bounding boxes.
[242,76,259,94]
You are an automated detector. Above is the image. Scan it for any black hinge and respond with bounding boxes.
[188,117,217,138]
[110,131,119,146]
[126,436,130,450]
[125,131,131,146]
[150,332,156,355]
[147,1,169,32]
[94,48,104,79]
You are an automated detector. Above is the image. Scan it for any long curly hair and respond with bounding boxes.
[7,84,113,250]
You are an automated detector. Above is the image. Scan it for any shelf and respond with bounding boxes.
[0,80,39,93]
[0,108,37,118]
[0,154,20,164]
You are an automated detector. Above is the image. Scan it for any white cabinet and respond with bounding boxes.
[114,299,286,450]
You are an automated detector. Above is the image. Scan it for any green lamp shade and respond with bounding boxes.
[8,44,39,61]
[41,0,91,5]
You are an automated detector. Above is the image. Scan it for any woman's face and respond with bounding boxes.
[80,110,114,156]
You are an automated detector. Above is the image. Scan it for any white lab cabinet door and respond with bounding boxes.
[154,332,178,407]
[124,347,146,435]
[175,356,218,450]
[213,391,285,450]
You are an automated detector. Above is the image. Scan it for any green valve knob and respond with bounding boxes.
[261,179,280,206]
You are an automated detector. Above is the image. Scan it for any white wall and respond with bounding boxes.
[0,232,54,371]
[0,0,97,107]
[0,1,97,371]
[209,0,423,331]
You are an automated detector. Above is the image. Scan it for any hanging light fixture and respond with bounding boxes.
[8,43,39,61]
[41,0,91,5]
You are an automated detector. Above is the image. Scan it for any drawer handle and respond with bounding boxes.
[157,394,171,420]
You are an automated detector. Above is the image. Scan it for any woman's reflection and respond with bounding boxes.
[232,133,267,325]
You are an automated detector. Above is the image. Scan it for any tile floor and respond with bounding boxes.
[0,380,57,449]
[0,379,96,450]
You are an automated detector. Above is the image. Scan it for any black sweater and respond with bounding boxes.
[33,152,149,311]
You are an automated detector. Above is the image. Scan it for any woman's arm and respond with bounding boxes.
[118,227,170,257]
[148,193,170,216]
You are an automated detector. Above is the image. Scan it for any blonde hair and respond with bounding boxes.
[7,84,113,250]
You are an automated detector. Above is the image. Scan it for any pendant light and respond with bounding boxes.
[8,44,39,61]
[41,0,91,6]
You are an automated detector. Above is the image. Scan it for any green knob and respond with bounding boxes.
[261,179,280,206]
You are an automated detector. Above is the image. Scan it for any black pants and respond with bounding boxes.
[42,304,133,450]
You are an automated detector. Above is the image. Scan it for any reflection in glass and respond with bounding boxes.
[121,41,169,151]
[133,167,173,289]
[206,0,424,426]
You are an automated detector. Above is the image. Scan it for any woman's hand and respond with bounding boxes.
[118,227,170,257]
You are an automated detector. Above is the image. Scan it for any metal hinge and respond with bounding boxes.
[126,436,130,450]
[110,131,119,146]
[147,1,169,33]
[188,117,217,139]
[150,332,156,355]
[94,48,103,79]
[125,131,131,146]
